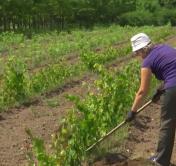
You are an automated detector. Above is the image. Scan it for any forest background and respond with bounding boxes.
[0,0,176,33]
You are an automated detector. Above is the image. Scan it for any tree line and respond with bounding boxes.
[0,0,176,32]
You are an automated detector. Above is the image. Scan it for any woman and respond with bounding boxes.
[126,33,176,166]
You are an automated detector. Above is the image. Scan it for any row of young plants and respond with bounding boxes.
[27,60,157,166]
[0,25,130,71]
[0,25,174,110]
[80,25,176,70]
[0,25,174,74]
[80,45,131,69]
[0,56,86,110]
[0,25,126,53]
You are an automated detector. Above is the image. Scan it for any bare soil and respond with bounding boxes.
[0,73,95,166]
[92,103,176,166]
[0,36,176,166]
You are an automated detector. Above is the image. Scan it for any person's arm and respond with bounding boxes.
[131,68,152,112]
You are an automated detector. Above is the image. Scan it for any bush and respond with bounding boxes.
[76,8,96,28]
[2,56,29,106]
[119,10,154,26]
[154,8,176,26]
[119,8,176,26]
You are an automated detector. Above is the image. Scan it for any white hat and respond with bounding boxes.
[131,33,151,52]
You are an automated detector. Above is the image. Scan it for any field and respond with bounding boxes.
[0,25,176,166]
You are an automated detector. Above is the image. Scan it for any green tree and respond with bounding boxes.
[159,0,176,8]
[136,0,159,12]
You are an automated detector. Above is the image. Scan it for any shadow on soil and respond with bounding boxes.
[0,115,5,121]
[90,152,176,166]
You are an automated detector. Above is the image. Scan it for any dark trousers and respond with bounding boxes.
[156,86,176,166]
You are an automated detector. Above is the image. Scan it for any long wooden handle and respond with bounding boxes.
[86,100,152,152]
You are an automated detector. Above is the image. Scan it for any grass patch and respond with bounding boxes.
[45,98,60,108]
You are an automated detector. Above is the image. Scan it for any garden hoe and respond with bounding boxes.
[86,100,152,152]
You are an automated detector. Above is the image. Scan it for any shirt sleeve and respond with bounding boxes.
[141,57,152,69]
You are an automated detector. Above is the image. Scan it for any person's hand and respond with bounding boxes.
[152,89,164,103]
[125,111,136,122]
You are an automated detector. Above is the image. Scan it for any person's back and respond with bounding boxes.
[142,44,176,89]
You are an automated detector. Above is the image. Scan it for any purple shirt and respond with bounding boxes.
[142,44,176,89]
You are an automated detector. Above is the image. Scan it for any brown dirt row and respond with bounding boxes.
[0,63,101,166]
[91,103,176,166]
